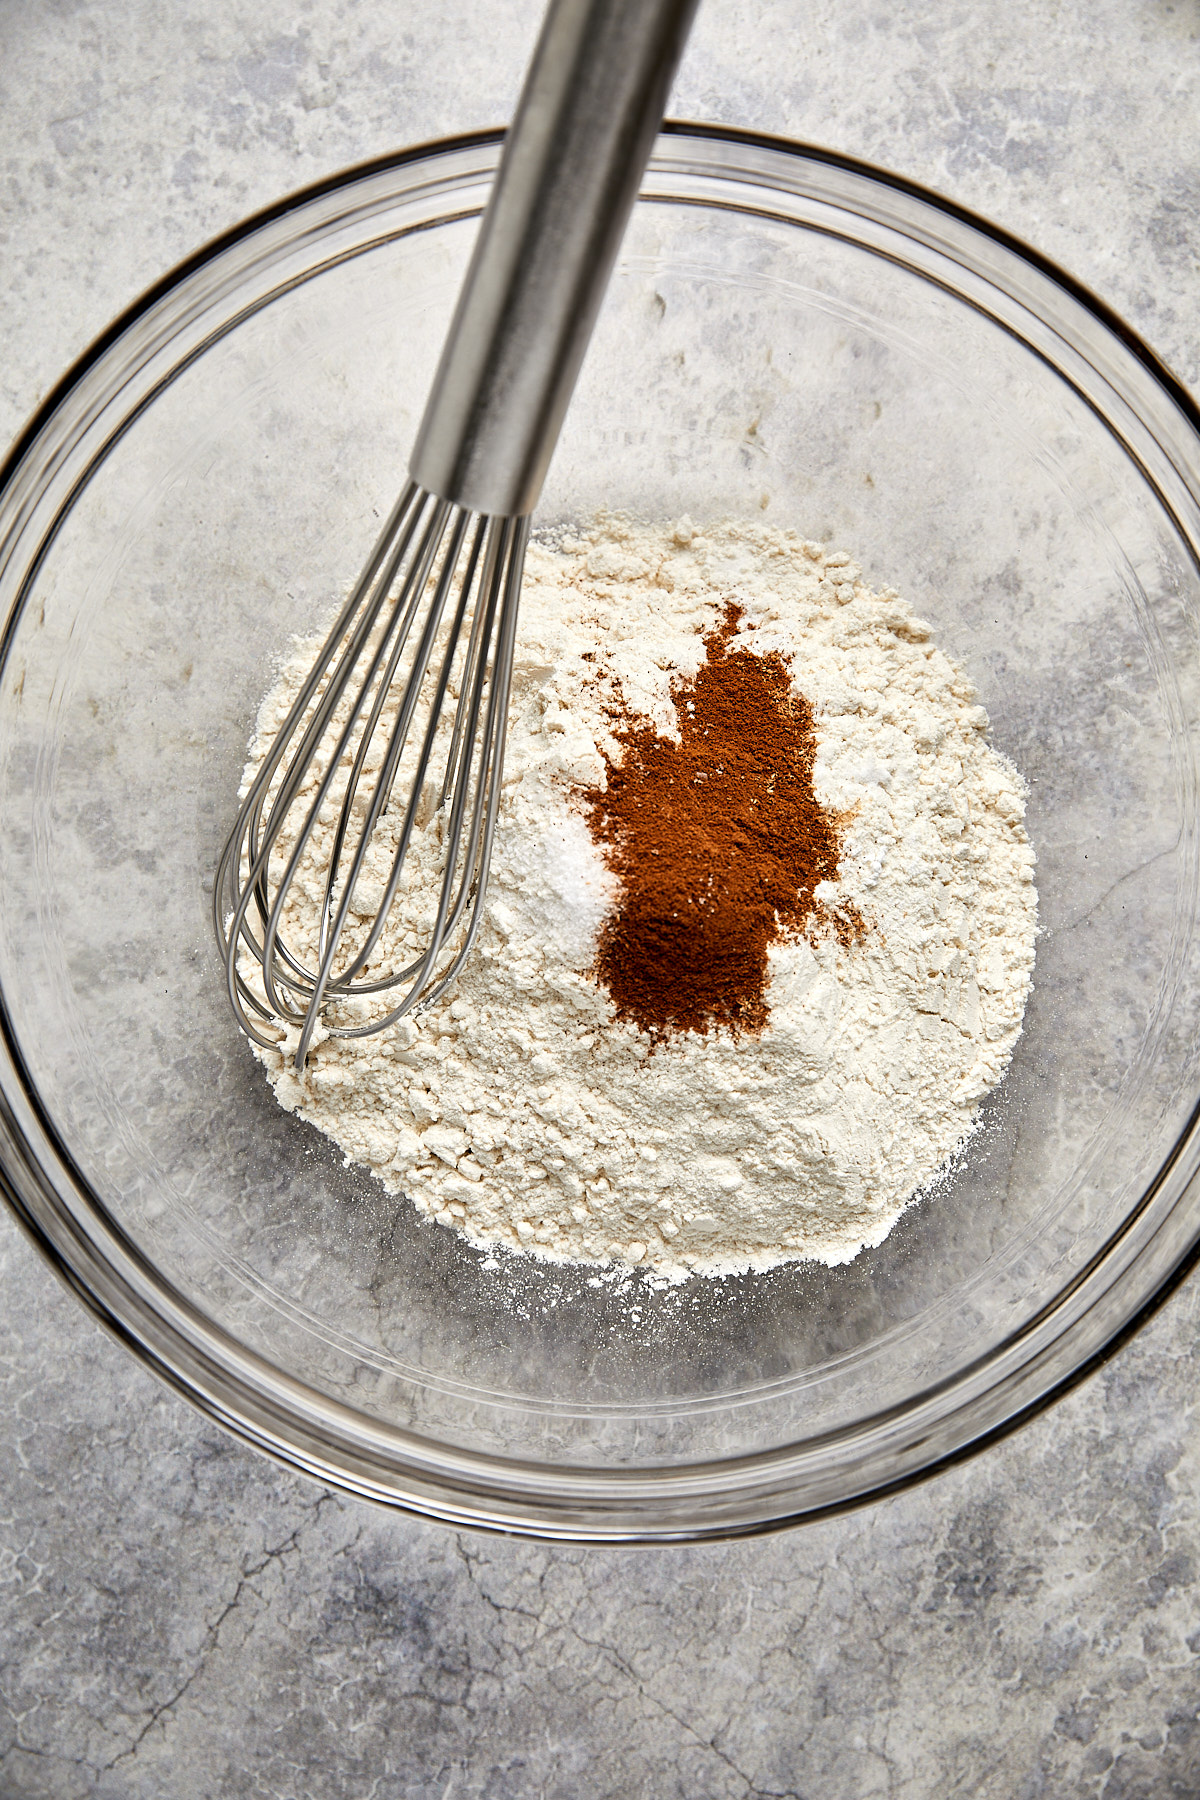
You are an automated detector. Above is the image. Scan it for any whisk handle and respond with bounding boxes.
[409,0,700,519]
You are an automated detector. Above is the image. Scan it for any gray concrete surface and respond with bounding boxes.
[3,1,1200,1794]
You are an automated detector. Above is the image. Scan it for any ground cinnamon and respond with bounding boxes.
[584,602,847,1038]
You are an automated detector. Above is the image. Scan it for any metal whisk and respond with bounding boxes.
[214,0,699,1067]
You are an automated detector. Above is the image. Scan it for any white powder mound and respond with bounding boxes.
[245,516,1037,1278]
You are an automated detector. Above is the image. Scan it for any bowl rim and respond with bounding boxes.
[5,119,1199,510]
[4,121,1200,1541]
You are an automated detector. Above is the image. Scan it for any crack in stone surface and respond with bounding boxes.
[97,1491,337,1774]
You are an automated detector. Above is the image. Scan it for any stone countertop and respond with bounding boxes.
[2,2,1200,1794]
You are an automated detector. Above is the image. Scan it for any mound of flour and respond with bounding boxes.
[246,516,1037,1278]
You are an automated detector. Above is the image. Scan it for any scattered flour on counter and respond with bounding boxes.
[242,515,1038,1278]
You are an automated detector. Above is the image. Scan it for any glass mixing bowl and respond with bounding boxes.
[3,126,1200,1541]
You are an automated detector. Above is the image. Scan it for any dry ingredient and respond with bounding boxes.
[243,516,1038,1278]
[586,599,856,1038]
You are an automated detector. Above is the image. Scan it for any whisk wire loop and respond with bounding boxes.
[214,486,529,1066]
[216,480,427,1021]
[255,492,453,1025]
[334,513,496,990]
[310,513,527,1045]
[405,513,530,1019]
[297,519,490,1008]
[312,504,468,972]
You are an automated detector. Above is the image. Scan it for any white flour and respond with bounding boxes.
[245,517,1037,1278]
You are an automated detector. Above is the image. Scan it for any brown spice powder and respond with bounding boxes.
[583,602,848,1038]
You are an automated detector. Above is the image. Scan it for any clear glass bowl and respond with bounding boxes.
[3,126,1200,1540]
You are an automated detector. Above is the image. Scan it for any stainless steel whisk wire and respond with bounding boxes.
[215,0,700,1066]
[216,491,528,1064]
